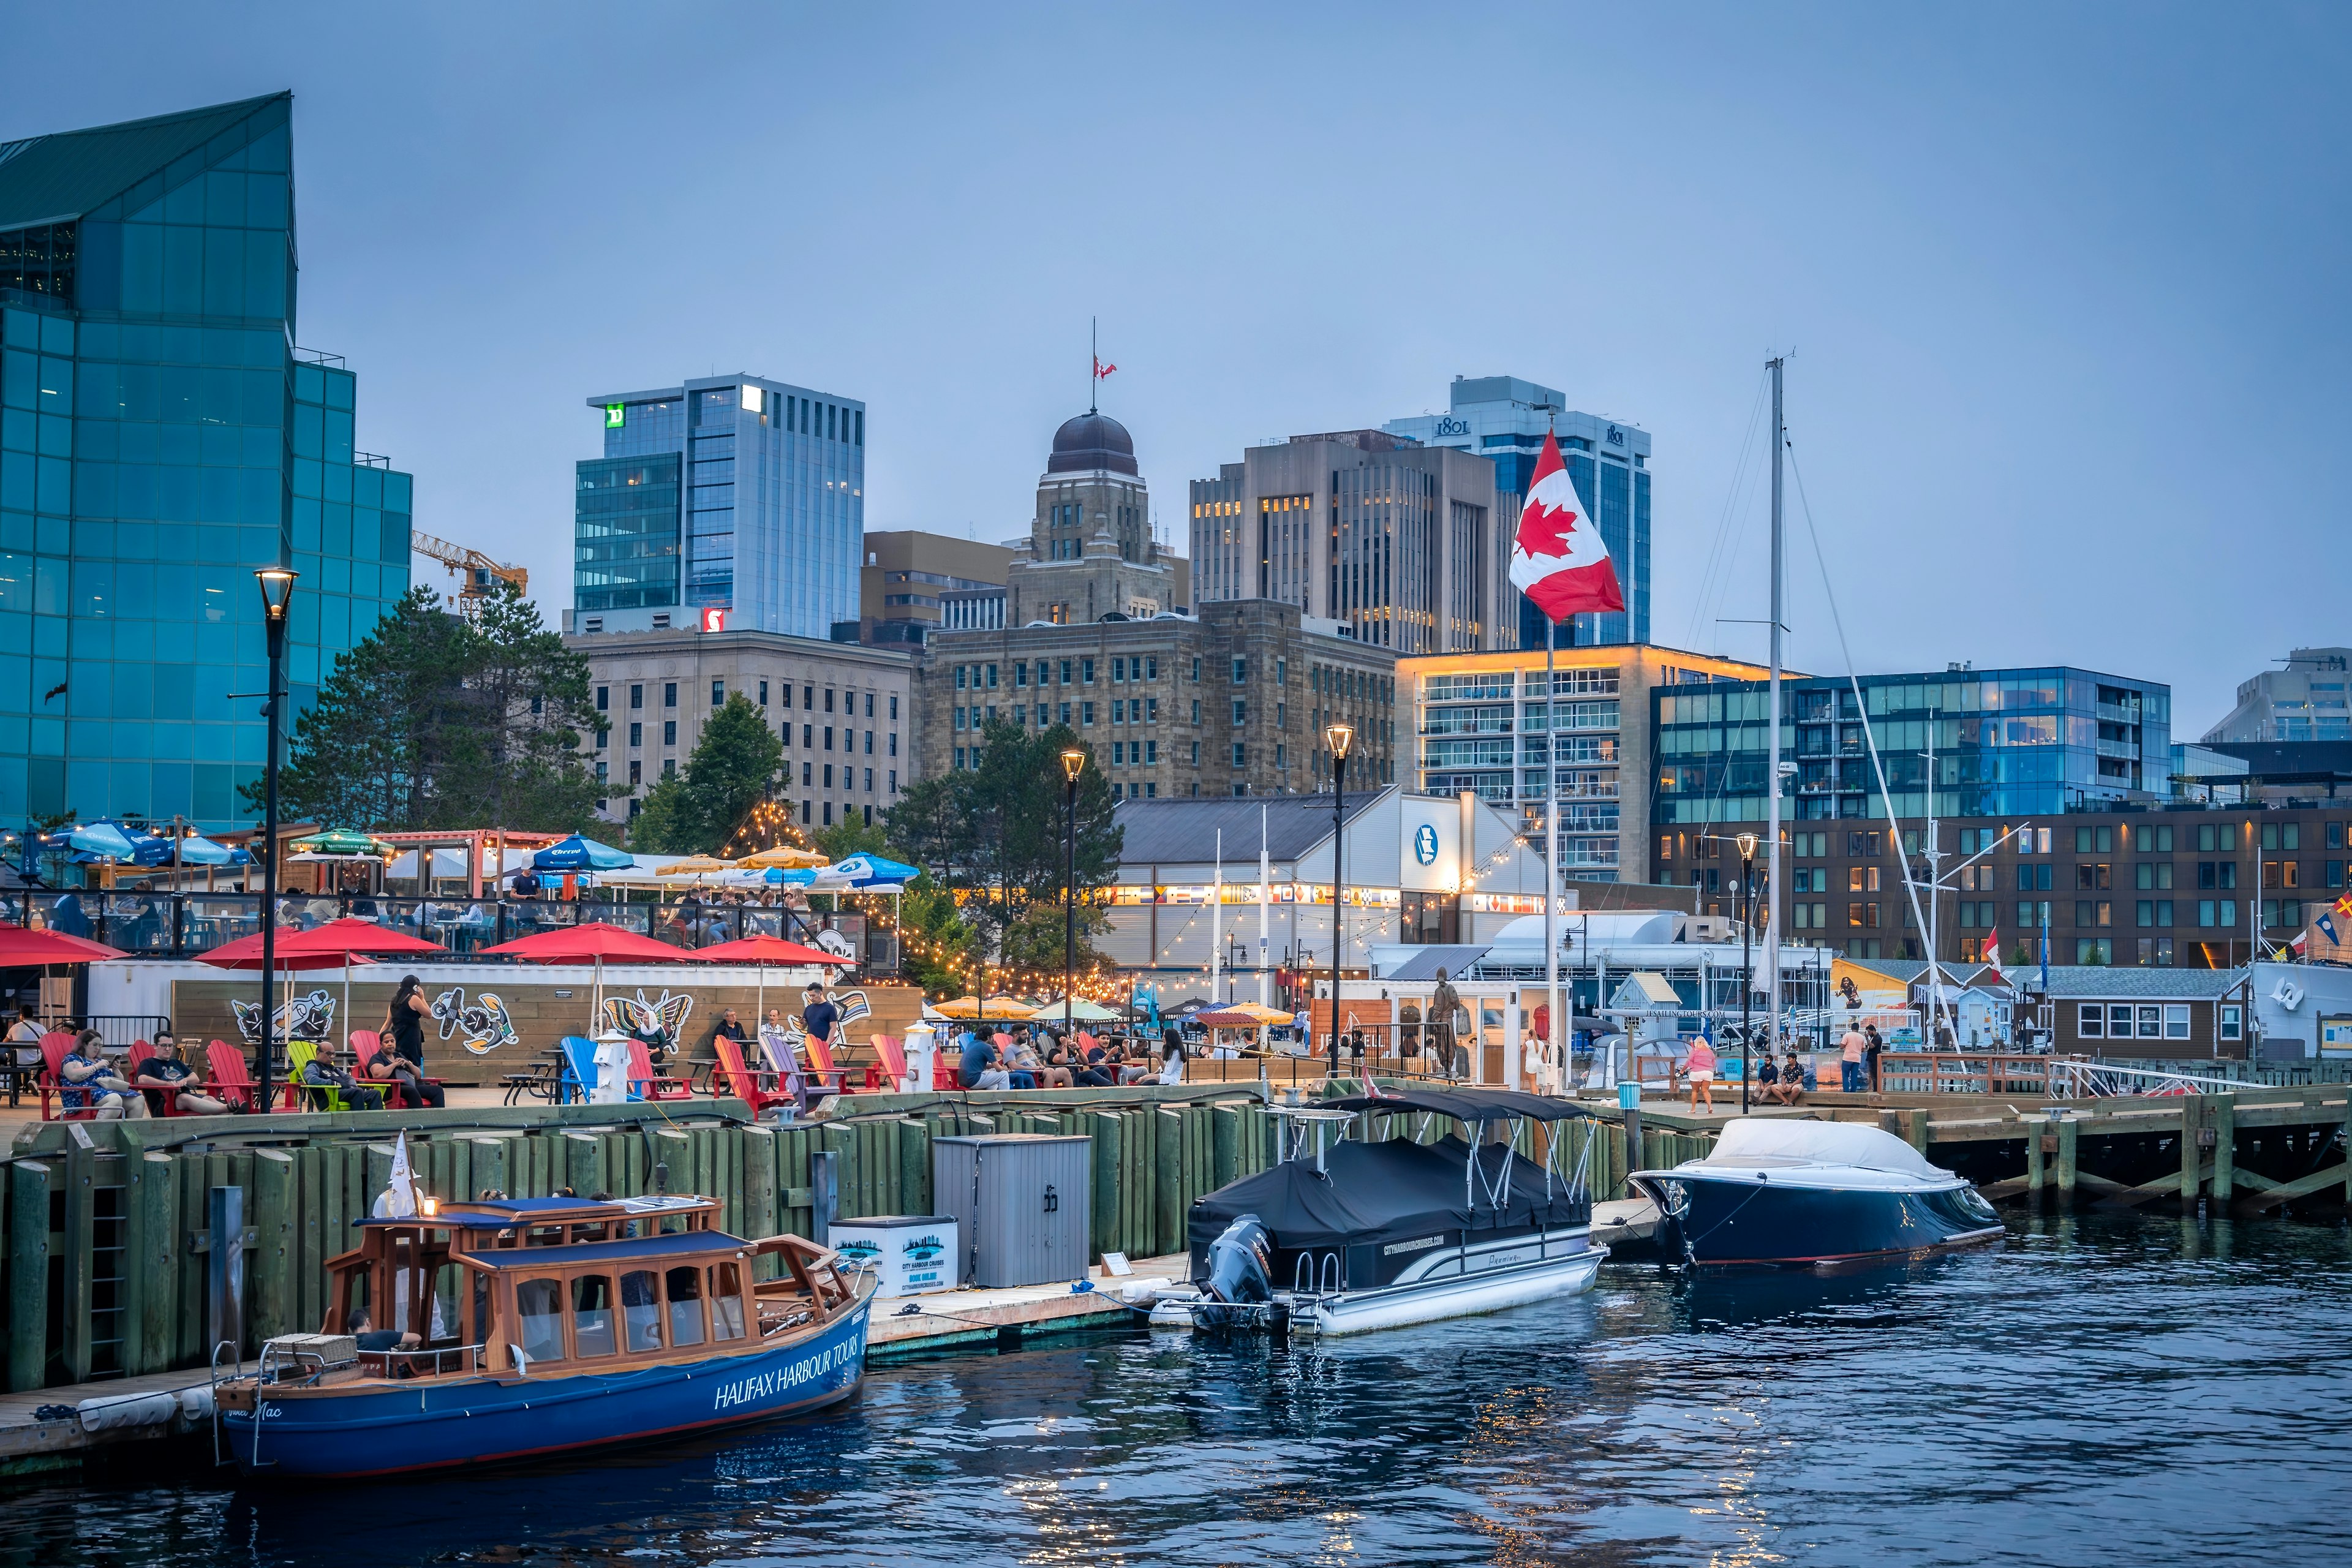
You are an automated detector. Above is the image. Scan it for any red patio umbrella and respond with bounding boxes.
[202,934,380,1065]
[480,922,707,1035]
[272,918,450,1051]
[0,929,126,965]
[692,933,854,1046]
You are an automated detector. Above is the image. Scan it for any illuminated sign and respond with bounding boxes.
[701,608,727,633]
[605,404,625,429]
[741,385,763,413]
[1414,823,1439,864]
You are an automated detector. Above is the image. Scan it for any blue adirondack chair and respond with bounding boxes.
[556,1035,602,1104]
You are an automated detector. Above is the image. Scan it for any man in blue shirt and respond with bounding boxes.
[959,1028,1009,1090]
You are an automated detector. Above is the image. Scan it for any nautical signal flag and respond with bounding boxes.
[1509,431,1625,624]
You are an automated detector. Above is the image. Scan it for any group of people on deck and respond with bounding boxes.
[956,1022,1184,1091]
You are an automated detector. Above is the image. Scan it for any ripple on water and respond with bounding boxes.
[6,1212,2347,1568]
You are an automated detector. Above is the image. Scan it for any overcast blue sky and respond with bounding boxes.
[10,4,2348,733]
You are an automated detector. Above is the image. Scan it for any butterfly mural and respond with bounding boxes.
[600,989,696,1054]
[431,987,520,1056]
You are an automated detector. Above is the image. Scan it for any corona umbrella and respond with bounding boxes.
[929,995,1036,1021]
[738,845,829,870]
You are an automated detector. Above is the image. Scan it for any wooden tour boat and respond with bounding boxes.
[213,1193,875,1478]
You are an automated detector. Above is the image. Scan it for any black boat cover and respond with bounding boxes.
[1186,1134,1590,1261]
[1322,1086,1596,1123]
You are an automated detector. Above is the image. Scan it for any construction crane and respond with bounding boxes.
[410,529,529,619]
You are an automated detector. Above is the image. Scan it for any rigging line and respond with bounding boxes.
[1784,440,1936,953]
[1684,366,1774,652]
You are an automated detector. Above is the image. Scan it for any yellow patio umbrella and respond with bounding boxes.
[738,845,829,870]
[930,995,1037,1020]
[1194,1001,1292,1026]
[657,856,734,876]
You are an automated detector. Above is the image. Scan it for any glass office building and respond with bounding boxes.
[572,376,862,639]
[1385,376,1651,650]
[0,93,412,829]
[1651,665,2173,828]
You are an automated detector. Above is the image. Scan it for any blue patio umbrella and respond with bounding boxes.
[133,832,248,867]
[532,834,634,872]
[67,821,142,860]
[831,854,918,885]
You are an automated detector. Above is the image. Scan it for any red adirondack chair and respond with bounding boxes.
[797,1028,855,1097]
[709,1035,793,1118]
[121,1038,194,1118]
[867,1033,909,1092]
[206,1039,261,1112]
[628,1040,694,1101]
[38,1031,95,1121]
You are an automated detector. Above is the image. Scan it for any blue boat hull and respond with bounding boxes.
[1633,1174,2003,1268]
[223,1299,872,1479]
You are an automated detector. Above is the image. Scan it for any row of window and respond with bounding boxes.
[592,680,895,720]
[2075,1003,2215,1041]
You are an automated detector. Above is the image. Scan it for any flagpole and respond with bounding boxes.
[1765,356,1785,1077]
[1545,615,1560,1097]
[1090,317,1098,415]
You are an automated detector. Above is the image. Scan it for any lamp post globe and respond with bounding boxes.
[1324,723,1354,1077]
[254,568,298,1114]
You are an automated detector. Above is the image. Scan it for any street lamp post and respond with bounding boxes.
[1324,722,1354,1079]
[1736,831,1760,1115]
[1061,749,1085,1044]
[255,568,297,1114]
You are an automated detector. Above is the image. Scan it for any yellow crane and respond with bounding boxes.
[410,529,529,619]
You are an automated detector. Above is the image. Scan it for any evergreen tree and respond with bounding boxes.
[629,693,784,854]
[259,584,605,832]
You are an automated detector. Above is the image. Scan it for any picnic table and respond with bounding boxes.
[499,1047,567,1106]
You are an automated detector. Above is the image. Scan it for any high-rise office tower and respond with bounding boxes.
[0,93,414,827]
[1187,429,1505,654]
[1385,376,1651,649]
[571,375,863,639]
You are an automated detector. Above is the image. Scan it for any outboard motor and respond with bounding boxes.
[1194,1215,1286,1335]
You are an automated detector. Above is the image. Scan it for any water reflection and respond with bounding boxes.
[6,1214,2347,1567]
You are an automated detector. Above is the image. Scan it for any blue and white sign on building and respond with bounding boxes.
[1414,823,1441,865]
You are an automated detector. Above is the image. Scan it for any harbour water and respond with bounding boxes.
[8,1212,2348,1567]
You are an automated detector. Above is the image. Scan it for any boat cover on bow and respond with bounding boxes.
[1699,1117,1951,1179]
[1186,1134,1589,1262]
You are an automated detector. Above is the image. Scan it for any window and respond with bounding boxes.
[628,722,642,748]
[1275,657,1286,684]
[710,1263,745,1340]
[1275,743,1285,767]
[665,1266,706,1347]
[663,758,676,777]
[663,682,677,707]
[759,680,769,706]
[1146,698,1158,723]
[1232,743,1246,767]
[1231,658,1248,684]
[630,684,643,710]
[2197,824,2238,852]
[629,760,641,785]
[1147,656,1159,680]
[1191,657,1202,681]
[890,694,900,720]
[571,1275,618,1357]
[1847,866,1880,892]
[2220,1005,2242,1042]
[2134,1005,2160,1039]
[662,721,676,746]
[802,724,813,748]
[1112,699,1125,725]
[826,688,837,712]
[595,686,609,712]
[1232,699,1246,726]
[2077,864,2111,891]
[516,1278,566,1363]
[1112,741,1125,766]
[1015,663,1028,689]
[711,679,725,706]
[1082,701,1095,725]
[1060,659,1074,685]
[1082,658,1096,684]
[2134,825,2174,853]
[620,1270,662,1352]
[825,726,835,750]
[2076,938,2113,963]
[2136,900,2174,926]
[804,685,815,709]
[865,730,874,754]
[985,665,998,690]
[2164,1005,2190,1039]
[2136,862,2174,889]
[1145,740,1157,764]
[2078,1004,2105,1038]
[1112,657,1126,683]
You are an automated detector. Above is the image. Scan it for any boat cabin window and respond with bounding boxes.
[710,1262,746,1341]
[621,1270,663,1352]
[528,1226,565,1248]
[516,1278,566,1364]
[665,1265,706,1347]
[571,1222,612,1243]
[572,1275,618,1357]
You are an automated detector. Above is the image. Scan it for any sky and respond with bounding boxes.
[9,4,2349,735]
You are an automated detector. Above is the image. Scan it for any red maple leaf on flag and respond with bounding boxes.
[1516,499,1578,559]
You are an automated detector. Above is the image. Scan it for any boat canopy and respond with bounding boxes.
[1186,1135,1588,1257]
[1701,1117,1951,1179]
[1323,1086,1596,1123]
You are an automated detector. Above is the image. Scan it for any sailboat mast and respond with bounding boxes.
[1766,357,1785,1062]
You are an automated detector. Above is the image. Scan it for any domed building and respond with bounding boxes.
[1008,407,1187,626]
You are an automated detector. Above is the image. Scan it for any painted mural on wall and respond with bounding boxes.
[600,990,696,1053]
[432,987,521,1055]
[232,990,336,1045]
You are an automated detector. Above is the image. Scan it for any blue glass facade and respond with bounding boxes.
[0,94,412,829]
[575,376,861,638]
[1384,376,1651,650]
[1651,666,2174,827]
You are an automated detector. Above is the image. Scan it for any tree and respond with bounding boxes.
[260,584,605,832]
[629,693,784,854]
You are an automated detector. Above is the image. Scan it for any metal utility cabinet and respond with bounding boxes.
[930,1134,1093,1288]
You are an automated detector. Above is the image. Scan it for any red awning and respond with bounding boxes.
[0,928,126,965]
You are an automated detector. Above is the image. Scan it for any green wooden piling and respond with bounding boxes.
[2211,1095,2236,1203]
[62,1148,95,1384]
[1154,1107,1182,1257]
[135,1152,178,1373]
[2180,1095,2205,1207]
[898,1121,929,1216]
[2056,1117,2079,1204]
[1212,1105,1240,1188]
[252,1150,294,1343]
[2025,1120,2045,1200]
[9,1161,51,1391]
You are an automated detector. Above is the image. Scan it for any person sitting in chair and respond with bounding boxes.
[60,1029,146,1119]
[359,1033,444,1109]
[303,1042,384,1112]
[131,1032,228,1116]
[347,1307,420,1354]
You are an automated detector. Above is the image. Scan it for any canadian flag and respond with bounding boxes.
[1093,356,1117,380]
[1509,431,1625,624]
[1981,927,2006,983]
